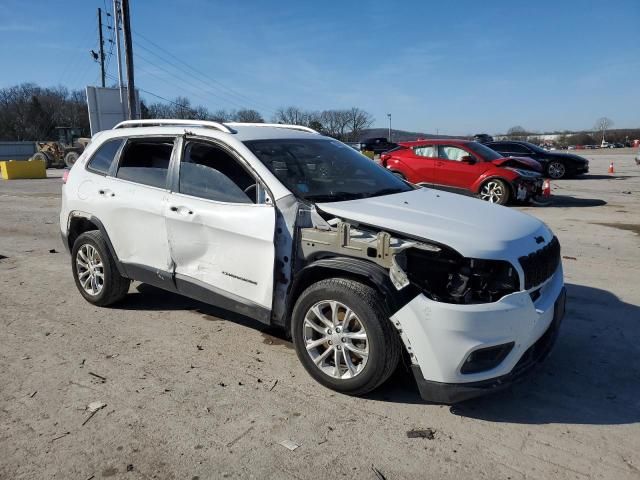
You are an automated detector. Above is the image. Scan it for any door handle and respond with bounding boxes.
[170,206,193,215]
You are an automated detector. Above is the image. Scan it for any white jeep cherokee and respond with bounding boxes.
[60,119,566,403]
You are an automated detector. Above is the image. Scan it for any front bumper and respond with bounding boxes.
[391,266,565,403]
[513,177,543,201]
[575,163,589,174]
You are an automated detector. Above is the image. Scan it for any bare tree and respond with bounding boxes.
[319,110,351,140]
[272,106,306,125]
[344,107,374,141]
[210,109,232,122]
[594,117,613,143]
[233,109,264,123]
[0,83,89,140]
[506,125,527,140]
[144,96,213,121]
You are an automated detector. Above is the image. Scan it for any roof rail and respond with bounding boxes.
[226,122,320,135]
[112,119,236,134]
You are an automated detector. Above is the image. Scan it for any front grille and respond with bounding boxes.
[518,236,561,289]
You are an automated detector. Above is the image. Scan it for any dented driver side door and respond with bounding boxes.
[165,138,276,317]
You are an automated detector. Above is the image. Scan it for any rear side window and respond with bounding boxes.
[494,143,529,154]
[116,138,174,189]
[86,139,123,175]
[179,141,256,204]
[414,145,436,157]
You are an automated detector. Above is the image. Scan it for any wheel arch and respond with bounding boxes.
[66,213,127,277]
[283,256,417,331]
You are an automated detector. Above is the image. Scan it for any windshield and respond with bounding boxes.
[466,141,504,161]
[244,138,413,202]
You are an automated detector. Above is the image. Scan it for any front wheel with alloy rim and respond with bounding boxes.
[71,231,130,306]
[546,161,567,179]
[291,278,401,396]
[479,178,510,205]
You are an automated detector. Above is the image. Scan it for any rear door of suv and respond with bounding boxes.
[404,144,438,184]
[164,137,276,321]
[105,136,176,276]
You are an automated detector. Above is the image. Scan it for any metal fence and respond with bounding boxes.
[0,141,37,161]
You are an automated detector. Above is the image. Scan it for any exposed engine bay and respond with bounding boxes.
[300,212,520,305]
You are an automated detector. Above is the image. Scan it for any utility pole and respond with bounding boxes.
[112,0,126,118]
[387,113,392,142]
[97,8,106,87]
[120,0,137,119]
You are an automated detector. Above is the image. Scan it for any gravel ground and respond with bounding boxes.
[1,150,639,480]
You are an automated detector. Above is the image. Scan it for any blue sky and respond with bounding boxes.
[1,0,638,134]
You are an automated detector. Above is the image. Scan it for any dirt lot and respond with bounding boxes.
[1,150,639,480]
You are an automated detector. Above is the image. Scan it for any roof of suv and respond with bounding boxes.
[107,120,323,142]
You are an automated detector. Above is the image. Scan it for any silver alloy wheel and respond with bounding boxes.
[75,244,104,296]
[547,161,566,179]
[303,300,369,379]
[479,180,505,203]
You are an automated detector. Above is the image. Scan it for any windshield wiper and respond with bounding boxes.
[305,192,363,202]
[369,187,409,197]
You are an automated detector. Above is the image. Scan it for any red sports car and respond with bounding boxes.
[380,139,543,205]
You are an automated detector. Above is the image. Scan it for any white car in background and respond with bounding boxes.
[60,120,566,403]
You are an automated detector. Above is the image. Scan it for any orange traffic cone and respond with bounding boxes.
[608,161,615,174]
[542,179,551,198]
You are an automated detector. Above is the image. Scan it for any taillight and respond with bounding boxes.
[62,169,70,184]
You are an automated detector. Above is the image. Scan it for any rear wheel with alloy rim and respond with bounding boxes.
[546,161,566,179]
[71,231,130,306]
[479,178,510,205]
[292,278,401,396]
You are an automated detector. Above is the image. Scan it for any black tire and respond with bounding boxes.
[391,171,406,180]
[291,278,401,396]
[71,231,130,306]
[64,151,79,168]
[478,178,510,205]
[546,160,567,179]
[32,152,52,168]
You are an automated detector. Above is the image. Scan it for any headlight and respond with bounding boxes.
[508,168,541,178]
[402,247,520,304]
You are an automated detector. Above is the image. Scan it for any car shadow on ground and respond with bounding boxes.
[566,174,636,180]
[119,282,639,424]
[118,283,270,330]
[370,283,640,425]
[118,283,293,343]
[532,195,607,207]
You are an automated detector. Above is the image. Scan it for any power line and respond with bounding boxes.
[107,72,191,110]
[133,42,259,111]
[134,45,254,111]
[134,51,251,110]
[102,0,115,76]
[56,25,97,87]
[133,29,277,113]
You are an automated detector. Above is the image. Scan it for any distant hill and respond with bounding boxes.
[359,128,466,142]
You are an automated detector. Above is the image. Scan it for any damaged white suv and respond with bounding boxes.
[60,120,566,403]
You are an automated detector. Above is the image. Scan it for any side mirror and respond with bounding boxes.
[461,155,476,164]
